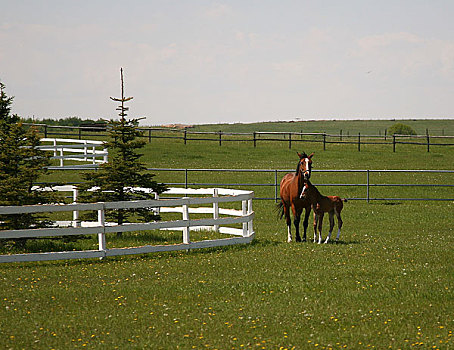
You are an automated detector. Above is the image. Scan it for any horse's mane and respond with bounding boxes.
[295,161,300,175]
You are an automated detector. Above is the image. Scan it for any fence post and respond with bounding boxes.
[358,132,361,152]
[84,140,88,161]
[323,133,326,151]
[78,127,82,140]
[44,124,48,138]
[366,170,370,203]
[274,170,278,202]
[53,139,57,157]
[182,198,190,244]
[92,146,96,164]
[185,169,188,189]
[242,200,248,237]
[247,197,253,236]
[426,129,430,153]
[213,189,219,232]
[72,188,80,228]
[393,135,396,152]
[184,129,187,145]
[98,205,106,254]
[219,130,222,146]
[253,132,256,148]
[288,133,292,149]
[148,129,152,143]
[59,148,64,167]
[340,129,342,141]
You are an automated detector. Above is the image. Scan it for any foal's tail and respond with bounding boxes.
[276,201,285,220]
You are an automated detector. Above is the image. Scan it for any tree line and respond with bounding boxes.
[21,116,108,127]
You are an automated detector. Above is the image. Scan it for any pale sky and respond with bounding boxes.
[1,1,454,125]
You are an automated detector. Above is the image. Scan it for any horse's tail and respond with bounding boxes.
[276,201,285,220]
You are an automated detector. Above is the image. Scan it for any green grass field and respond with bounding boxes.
[1,120,454,349]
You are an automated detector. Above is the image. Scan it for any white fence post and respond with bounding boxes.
[92,146,96,164]
[98,205,106,254]
[59,148,64,167]
[72,188,80,228]
[213,188,219,232]
[103,147,108,163]
[84,140,88,161]
[182,198,190,244]
[242,200,248,237]
[248,198,253,237]
[153,192,160,215]
[53,139,57,157]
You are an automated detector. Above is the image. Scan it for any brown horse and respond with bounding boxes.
[300,180,347,244]
[278,152,314,242]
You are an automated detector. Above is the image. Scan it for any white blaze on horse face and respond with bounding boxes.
[305,158,311,179]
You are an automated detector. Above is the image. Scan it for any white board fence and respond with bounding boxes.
[38,138,108,167]
[0,187,254,263]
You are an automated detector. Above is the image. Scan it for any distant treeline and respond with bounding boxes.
[21,116,109,126]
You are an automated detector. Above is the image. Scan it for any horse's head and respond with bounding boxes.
[297,151,314,180]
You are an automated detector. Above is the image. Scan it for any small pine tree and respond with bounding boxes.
[0,81,53,236]
[78,69,166,233]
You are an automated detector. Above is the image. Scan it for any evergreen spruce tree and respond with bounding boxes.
[78,69,166,234]
[0,80,52,237]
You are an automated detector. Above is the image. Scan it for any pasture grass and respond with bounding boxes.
[1,201,453,349]
[1,120,454,349]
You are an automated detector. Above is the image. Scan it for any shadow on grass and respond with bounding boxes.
[287,239,362,246]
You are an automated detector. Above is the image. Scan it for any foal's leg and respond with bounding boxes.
[335,208,343,241]
[324,210,335,244]
[313,212,318,243]
[317,213,324,244]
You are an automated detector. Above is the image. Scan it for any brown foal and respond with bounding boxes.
[301,180,347,244]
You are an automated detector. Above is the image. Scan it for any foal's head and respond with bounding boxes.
[300,180,315,199]
[296,152,314,180]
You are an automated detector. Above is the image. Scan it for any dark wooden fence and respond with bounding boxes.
[24,123,454,152]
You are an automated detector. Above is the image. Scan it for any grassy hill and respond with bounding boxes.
[189,118,454,135]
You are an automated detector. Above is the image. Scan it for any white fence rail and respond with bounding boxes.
[38,138,108,167]
[0,187,255,263]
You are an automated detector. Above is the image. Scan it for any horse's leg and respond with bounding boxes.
[302,207,310,242]
[335,208,343,242]
[324,210,335,244]
[283,204,292,242]
[317,213,324,244]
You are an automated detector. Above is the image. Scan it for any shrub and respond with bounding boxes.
[387,123,416,135]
